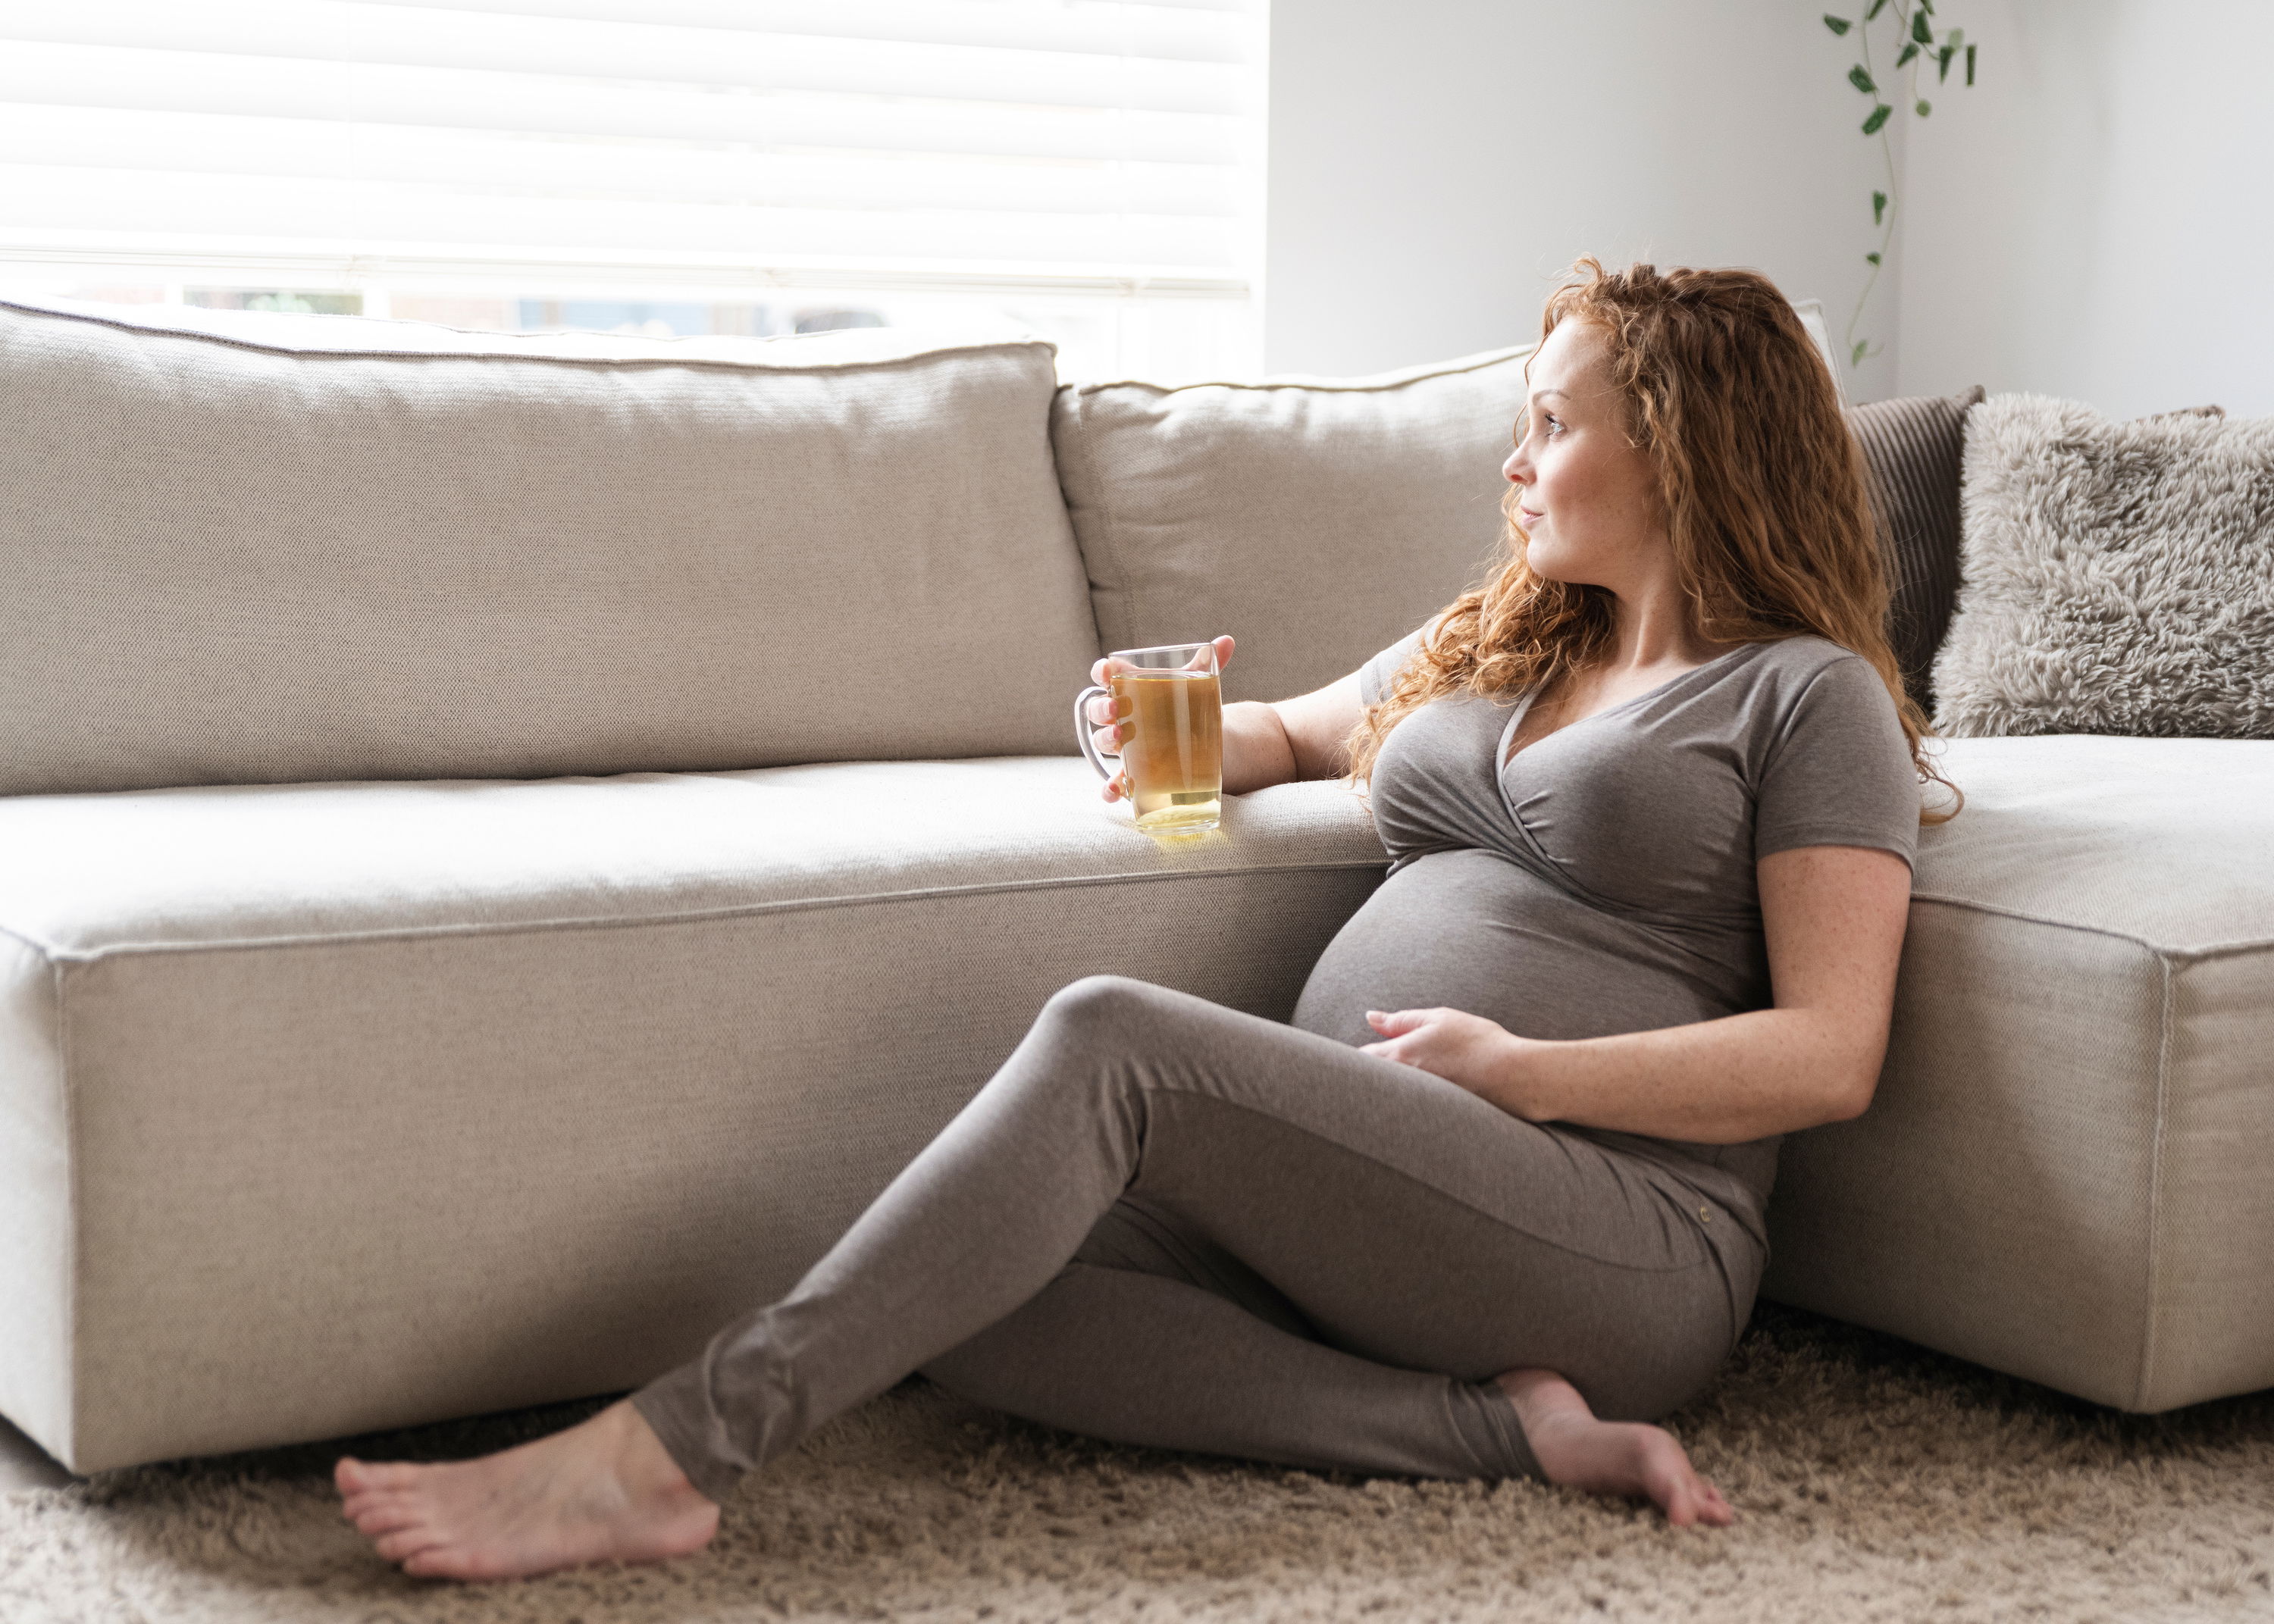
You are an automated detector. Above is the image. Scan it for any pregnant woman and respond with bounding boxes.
[338,261,1950,1581]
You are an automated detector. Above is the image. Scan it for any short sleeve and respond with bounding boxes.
[1753,655,1920,867]
[1358,624,1433,706]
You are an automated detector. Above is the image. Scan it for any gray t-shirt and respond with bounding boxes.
[1290,631,1919,1244]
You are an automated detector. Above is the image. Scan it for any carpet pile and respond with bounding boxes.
[5,1306,2272,1622]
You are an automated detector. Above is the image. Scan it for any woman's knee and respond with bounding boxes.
[985,976,1159,1112]
[1000,975,1221,1121]
[1037,974,1170,1041]
[1011,974,1247,1115]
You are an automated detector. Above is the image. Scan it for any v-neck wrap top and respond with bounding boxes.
[1289,631,1920,1242]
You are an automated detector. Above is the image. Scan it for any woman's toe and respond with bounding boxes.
[376,1525,448,1565]
[350,1503,424,1538]
[399,1547,459,1580]
[406,1544,501,1582]
[342,1487,406,1520]
[1675,1472,1733,1528]
[339,1459,418,1496]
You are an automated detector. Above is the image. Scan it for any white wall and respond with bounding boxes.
[1896,0,2274,418]
[1264,1,1906,397]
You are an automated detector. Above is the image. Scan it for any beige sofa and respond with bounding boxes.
[2,297,2268,1475]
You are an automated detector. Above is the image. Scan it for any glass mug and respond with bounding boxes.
[1074,642,1225,837]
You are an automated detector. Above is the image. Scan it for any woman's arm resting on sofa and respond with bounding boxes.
[1361,844,1914,1144]
[1223,669,1366,793]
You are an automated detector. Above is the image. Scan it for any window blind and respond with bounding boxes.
[0,0,1263,297]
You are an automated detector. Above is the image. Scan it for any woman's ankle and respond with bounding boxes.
[605,1401,713,1507]
[1493,1368,1594,1439]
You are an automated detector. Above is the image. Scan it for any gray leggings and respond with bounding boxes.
[632,976,1761,1504]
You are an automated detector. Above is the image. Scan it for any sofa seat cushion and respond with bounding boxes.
[0,762,1388,1472]
[1766,734,2274,1411]
[1,760,1386,958]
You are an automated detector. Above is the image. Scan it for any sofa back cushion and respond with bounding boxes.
[1051,346,1532,706]
[0,299,1099,796]
[1850,386,1986,712]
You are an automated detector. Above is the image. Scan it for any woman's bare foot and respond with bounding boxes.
[1495,1368,1734,1529]
[335,1400,720,1582]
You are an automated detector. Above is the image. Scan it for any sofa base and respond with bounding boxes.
[0,762,1386,1472]
[1767,736,2274,1413]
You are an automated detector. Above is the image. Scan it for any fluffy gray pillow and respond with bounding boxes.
[1933,395,2274,739]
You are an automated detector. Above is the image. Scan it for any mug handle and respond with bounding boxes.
[1073,684,1117,781]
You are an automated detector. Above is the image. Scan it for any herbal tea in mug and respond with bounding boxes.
[1075,643,1224,836]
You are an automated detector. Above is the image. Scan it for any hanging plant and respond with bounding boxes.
[1823,1,1977,368]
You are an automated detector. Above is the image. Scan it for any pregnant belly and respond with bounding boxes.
[1290,849,1743,1049]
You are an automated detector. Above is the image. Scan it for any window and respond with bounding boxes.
[0,1,1266,379]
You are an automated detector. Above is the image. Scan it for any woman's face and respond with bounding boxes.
[1501,321,1667,590]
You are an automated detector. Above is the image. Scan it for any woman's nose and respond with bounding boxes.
[1503,448,1529,485]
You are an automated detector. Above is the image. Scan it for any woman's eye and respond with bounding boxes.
[1543,415,1565,438]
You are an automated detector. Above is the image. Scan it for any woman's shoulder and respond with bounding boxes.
[1740,633,1868,679]
[1736,635,1890,707]
[1740,637,1920,853]
[1721,637,1905,763]
[1359,623,1436,706]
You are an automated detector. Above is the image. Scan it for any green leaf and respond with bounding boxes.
[1916,97,1931,116]
[1966,43,1976,85]
[1849,64,1877,93]
[1918,0,1935,13]
[1937,43,1955,81]
[1911,8,1933,42]
[1822,14,1851,34]
[1866,252,1882,266]
[1862,103,1892,135]
[1947,28,1963,47]
[1852,340,1869,366]
[1896,41,1918,67]
[1865,0,1887,19]
[1873,189,1888,224]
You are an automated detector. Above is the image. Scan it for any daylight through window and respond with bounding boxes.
[0,1,1267,378]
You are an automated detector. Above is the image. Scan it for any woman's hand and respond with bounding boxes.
[1361,1007,1547,1119]
[1083,634,1236,803]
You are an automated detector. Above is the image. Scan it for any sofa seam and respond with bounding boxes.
[0,919,63,959]
[1045,389,1111,661]
[0,297,1052,376]
[1909,891,2274,963]
[50,953,80,1473]
[1063,344,1533,399]
[2137,954,2175,1410]
[34,858,1392,964]
[1066,387,1136,656]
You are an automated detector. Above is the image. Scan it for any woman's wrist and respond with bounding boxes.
[1486,1031,1560,1122]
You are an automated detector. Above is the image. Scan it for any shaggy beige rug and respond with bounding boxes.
[5,1306,2272,1623]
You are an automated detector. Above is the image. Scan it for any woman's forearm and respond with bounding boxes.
[1481,1007,1885,1145]
[1222,699,1301,793]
